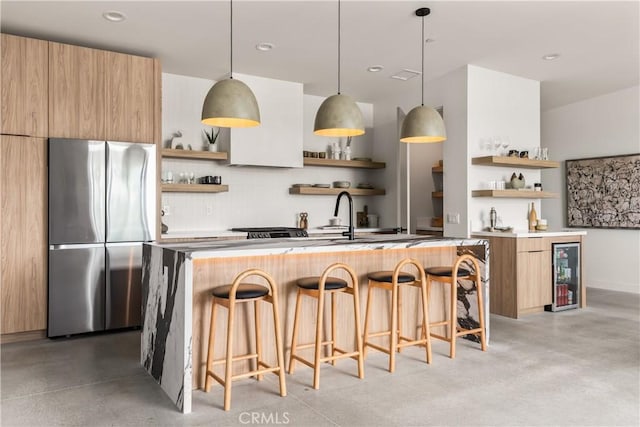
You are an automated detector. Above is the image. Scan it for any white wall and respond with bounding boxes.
[542,85,640,293]
[467,66,541,234]
[161,72,378,234]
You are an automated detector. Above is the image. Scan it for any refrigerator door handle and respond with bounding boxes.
[49,243,104,250]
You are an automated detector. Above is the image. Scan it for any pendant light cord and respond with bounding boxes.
[337,0,341,95]
[230,0,234,79]
[421,12,424,106]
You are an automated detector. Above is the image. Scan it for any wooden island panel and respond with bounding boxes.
[191,246,458,389]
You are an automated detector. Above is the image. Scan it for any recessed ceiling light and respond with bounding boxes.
[542,53,560,61]
[391,69,421,81]
[256,42,274,52]
[367,65,384,73]
[103,10,126,22]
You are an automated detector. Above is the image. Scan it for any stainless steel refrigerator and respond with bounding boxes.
[48,138,156,337]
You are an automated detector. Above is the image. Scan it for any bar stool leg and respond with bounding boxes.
[254,300,263,381]
[389,283,399,373]
[205,298,218,392]
[476,277,487,351]
[270,292,287,397]
[288,289,303,374]
[351,283,365,379]
[420,279,432,364]
[450,278,458,359]
[223,299,236,411]
[313,289,325,390]
[331,292,337,365]
[362,281,375,358]
[397,286,403,354]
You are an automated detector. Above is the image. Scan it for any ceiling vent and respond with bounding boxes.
[391,69,421,81]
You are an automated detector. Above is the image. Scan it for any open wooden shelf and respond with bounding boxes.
[289,187,386,196]
[432,166,443,173]
[303,157,385,169]
[161,149,228,161]
[471,156,559,169]
[162,184,229,193]
[431,191,444,198]
[472,189,558,198]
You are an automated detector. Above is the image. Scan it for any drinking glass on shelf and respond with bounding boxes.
[531,147,541,160]
[491,137,502,155]
[542,148,549,160]
[500,137,511,156]
[189,172,195,184]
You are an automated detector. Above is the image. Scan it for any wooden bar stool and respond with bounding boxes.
[362,258,432,373]
[288,263,364,389]
[425,254,487,359]
[204,269,286,411]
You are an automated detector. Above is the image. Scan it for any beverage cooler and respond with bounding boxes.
[546,242,581,312]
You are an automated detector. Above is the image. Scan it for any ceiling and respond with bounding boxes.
[1,1,638,111]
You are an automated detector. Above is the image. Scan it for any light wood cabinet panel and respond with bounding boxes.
[1,34,48,137]
[48,42,105,139]
[105,51,155,143]
[1,135,47,334]
[517,250,552,312]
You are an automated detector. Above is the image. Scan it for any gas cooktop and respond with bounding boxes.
[231,227,309,239]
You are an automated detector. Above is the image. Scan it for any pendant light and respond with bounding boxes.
[202,0,260,128]
[400,8,446,143]
[314,0,364,137]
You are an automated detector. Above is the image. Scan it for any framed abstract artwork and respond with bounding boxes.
[565,153,640,229]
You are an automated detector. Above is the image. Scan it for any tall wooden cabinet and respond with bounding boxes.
[48,42,158,143]
[0,135,47,334]
[0,34,48,137]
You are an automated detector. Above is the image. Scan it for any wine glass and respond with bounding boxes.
[500,137,511,157]
[491,137,502,156]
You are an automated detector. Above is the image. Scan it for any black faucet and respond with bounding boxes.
[334,191,354,240]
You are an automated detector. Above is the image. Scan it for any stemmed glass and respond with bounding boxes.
[491,137,502,156]
[500,137,511,157]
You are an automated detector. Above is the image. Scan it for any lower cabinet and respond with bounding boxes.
[0,135,47,335]
[480,234,583,319]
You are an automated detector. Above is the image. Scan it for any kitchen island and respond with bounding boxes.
[141,235,489,413]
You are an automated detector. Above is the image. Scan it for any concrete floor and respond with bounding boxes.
[1,288,639,427]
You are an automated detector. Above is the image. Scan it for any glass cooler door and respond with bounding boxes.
[551,242,580,312]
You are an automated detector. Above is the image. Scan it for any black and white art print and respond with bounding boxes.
[566,154,640,229]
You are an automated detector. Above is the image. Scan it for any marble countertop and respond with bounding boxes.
[472,229,587,238]
[147,234,486,259]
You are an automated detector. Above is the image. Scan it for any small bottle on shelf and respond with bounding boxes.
[528,202,537,231]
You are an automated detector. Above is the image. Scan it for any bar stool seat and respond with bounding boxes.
[212,284,269,299]
[363,259,432,373]
[367,271,416,283]
[204,269,286,411]
[296,277,347,291]
[426,254,487,359]
[425,267,471,277]
[288,263,364,389]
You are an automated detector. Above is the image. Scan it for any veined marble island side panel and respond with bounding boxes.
[141,244,193,413]
[142,236,489,413]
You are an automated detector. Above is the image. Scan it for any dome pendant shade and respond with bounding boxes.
[400,105,446,143]
[201,78,260,128]
[313,94,365,137]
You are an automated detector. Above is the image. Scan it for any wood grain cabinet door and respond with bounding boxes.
[105,51,155,143]
[517,250,552,311]
[48,42,106,140]
[0,135,47,334]
[1,34,48,137]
